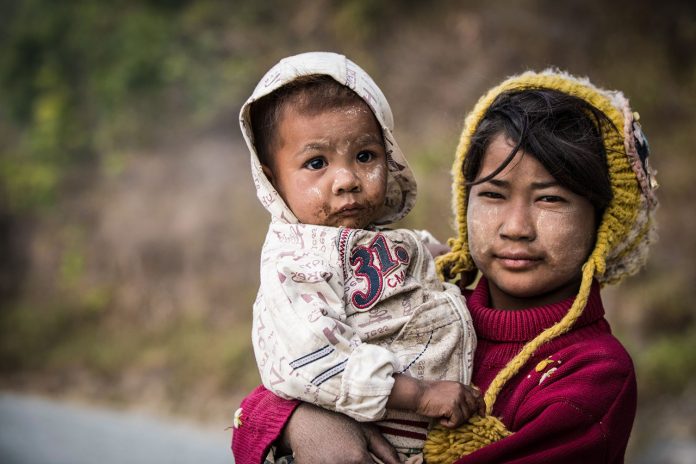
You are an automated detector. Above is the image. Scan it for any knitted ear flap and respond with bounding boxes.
[426,70,658,463]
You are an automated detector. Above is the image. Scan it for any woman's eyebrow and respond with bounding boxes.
[483,179,558,189]
[487,179,509,187]
[531,181,560,189]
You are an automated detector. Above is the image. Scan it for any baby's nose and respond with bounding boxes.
[332,169,361,194]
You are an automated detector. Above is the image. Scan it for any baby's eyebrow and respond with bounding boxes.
[298,142,330,154]
[354,133,382,145]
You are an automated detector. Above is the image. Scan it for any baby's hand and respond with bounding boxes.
[416,380,485,428]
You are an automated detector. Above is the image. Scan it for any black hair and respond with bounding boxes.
[249,74,373,166]
[463,89,615,221]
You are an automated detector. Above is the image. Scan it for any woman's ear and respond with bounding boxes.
[261,164,276,187]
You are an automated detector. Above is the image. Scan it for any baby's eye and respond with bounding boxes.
[356,151,375,163]
[305,158,326,170]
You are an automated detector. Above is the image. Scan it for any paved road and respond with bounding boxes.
[0,393,233,464]
[3,392,695,464]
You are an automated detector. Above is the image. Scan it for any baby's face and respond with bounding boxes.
[266,102,388,228]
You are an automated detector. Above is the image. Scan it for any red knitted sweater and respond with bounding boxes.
[231,277,637,464]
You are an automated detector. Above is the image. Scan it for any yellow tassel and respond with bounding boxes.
[424,415,512,464]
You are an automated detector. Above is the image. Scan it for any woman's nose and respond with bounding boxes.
[500,202,536,241]
[332,168,361,194]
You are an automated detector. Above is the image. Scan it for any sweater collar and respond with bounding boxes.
[467,277,605,342]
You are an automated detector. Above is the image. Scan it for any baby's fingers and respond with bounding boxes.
[459,389,480,420]
[438,407,464,429]
[472,385,486,417]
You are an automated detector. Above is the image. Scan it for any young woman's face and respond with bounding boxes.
[265,102,388,228]
[467,134,597,310]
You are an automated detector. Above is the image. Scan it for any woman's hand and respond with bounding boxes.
[280,403,400,464]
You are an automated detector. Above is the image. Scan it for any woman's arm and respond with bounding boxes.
[283,403,400,464]
[450,401,615,464]
[231,386,400,464]
[231,385,299,464]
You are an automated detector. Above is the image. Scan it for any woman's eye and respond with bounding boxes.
[356,151,374,163]
[538,195,565,203]
[305,158,326,170]
[480,191,504,199]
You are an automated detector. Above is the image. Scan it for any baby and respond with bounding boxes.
[240,52,480,460]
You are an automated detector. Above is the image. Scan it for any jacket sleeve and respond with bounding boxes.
[231,385,299,464]
[253,252,400,422]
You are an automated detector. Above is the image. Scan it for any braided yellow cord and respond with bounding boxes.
[483,258,597,413]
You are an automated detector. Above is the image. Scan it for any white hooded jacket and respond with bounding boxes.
[240,52,474,432]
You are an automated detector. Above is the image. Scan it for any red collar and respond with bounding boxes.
[466,277,605,342]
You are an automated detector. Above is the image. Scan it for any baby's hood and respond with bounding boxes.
[239,51,417,225]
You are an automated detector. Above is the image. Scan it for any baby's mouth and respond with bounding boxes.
[336,203,366,215]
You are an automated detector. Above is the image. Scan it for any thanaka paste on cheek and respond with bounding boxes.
[534,208,594,272]
[467,199,499,263]
[366,163,386,185]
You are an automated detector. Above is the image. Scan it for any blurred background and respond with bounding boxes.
[1,0,694,462]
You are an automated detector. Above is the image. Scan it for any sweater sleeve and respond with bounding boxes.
[452,400,610,464]
[254,252,399,422]
[231,385,299,464]
[454,339,637,464]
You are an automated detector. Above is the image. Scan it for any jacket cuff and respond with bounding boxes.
[336,343,398,421]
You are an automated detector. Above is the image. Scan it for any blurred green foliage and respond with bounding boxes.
[0,0,264,212]
[639,328,696,396]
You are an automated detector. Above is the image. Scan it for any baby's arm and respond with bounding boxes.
[387,374,485,428]
[412,229,450,258]
[254,252,400,422]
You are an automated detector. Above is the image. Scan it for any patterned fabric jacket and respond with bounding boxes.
[254,222,474,422]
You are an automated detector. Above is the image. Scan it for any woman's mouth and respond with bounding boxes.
[494,252,542,270]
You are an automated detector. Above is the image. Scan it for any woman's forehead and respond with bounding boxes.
[479,135,554,182]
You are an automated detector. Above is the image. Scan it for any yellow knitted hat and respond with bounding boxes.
[424,70,658,463]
